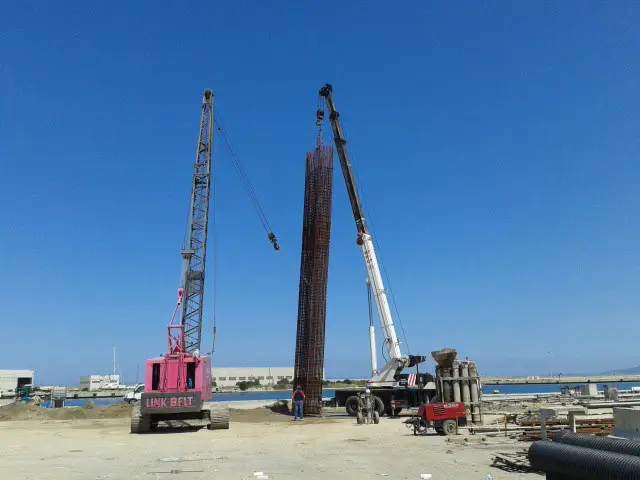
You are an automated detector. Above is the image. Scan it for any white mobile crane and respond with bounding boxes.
[318,84,437,416]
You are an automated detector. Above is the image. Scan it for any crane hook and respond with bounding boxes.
[268,232,280,251]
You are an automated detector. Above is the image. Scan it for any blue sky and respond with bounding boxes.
[1,2,639,385]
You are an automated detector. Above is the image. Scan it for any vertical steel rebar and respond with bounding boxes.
[293,145,334,416]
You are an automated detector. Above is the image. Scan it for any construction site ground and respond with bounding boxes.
[0,402,541,480]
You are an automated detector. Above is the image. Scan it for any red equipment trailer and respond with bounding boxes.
[407,402,466,436]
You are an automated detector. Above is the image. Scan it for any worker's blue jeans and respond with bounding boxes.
[294,400,304,419]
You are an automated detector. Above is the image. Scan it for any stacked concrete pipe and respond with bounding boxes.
[468,361,481,424]
[431,349,483,424]
[431,348,457,403]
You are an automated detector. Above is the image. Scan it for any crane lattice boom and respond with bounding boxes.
[181,89,214,353]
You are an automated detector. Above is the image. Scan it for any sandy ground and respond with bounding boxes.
[0,403,541,480]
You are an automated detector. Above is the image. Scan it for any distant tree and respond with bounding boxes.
[276,378,290,388]
[322,380,330,387]
[343,378,353,385]
[236,381,250,391]
[236,379,260,391]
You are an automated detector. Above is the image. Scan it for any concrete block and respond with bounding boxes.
[613,407,640,440]
[568,409,588,433]
[580,384,598,396]
[539,407,587,440]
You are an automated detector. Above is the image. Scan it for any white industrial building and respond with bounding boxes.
[0,369,34,396]
[211,367,326,389]
[79,375,121,391]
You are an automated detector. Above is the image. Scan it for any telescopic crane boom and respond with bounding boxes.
[318,84,426,386]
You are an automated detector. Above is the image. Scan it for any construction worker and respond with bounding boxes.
[292,385,305,420]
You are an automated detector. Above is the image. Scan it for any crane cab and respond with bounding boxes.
[142,354,212,409]
[130,323,227,433]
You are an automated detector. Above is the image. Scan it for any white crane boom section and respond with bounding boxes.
[361,234,402,360]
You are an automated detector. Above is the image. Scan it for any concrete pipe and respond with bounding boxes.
[442,367,452,402]
[452,361,461,403]
[460,362,471,419]
[434,366,442,400]
[529,441,640,477]
[468,361,480,424]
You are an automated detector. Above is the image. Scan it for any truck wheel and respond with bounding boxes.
[130,403,150,434]
[373,396,385,416]
[208,403,230,430]
[345,396,359,416]
[442,419,457,436]
[393,407,403,416]
[373,411,380,424]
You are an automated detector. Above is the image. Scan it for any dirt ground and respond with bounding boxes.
[0,403,541,480]
[0,402,132,422]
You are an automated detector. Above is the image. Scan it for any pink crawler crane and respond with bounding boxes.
[130,90,228,433]
[130,288,228,433]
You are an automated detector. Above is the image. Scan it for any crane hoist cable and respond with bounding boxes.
[213,114,280,251]
[210,125,218,356]
[208,112,280,356]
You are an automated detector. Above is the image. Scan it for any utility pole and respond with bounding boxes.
[547,351,552,377]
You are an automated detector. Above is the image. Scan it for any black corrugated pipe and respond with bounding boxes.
[555,431,640,457]
[529,441,640,479]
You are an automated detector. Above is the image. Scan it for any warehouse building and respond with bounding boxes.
[0,369,34,397]
[211,367,324,389]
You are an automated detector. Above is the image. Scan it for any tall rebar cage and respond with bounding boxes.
[293,145,334,416]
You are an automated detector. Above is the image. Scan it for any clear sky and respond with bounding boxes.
[1,2,639,385]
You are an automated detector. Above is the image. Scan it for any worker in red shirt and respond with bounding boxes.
[292,385,305,420]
